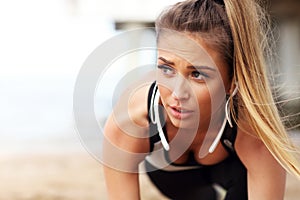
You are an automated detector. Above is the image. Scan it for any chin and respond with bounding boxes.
[169,117,200,131]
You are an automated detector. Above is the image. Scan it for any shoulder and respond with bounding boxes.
[235,120,284,173]
[234,120,286,199]
[235,123,266,167]
[104,82,152,154]
[127,82,152,128]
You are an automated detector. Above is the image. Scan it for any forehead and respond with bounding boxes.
[157,31,222,68]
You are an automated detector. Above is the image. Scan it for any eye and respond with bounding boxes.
[191,71,209,81]
[157,65,176,77]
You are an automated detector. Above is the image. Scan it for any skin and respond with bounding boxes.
[103,33,286,200]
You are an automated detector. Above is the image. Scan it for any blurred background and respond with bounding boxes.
[0,0,299,199]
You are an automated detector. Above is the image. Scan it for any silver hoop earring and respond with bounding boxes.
[225,83,238,128]
[208,82,239,153]
[225,97,233,127]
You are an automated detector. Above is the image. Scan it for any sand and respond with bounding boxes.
[0,151,298,200]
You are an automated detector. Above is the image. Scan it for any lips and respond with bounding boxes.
[169,105,194,119]
[171,106,192,113]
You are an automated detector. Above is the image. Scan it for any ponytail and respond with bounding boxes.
[224,0,300,178]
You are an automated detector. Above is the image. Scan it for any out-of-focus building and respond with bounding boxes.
[271,0,300,96]
[270,0,300,130]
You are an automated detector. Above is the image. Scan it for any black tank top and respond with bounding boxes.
[144,81,248,200]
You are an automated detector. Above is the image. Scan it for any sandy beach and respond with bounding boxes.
[0,149,299,200]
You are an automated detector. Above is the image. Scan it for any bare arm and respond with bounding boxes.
[102,84,150,200]
[235,127,286,200]
[103,155,141,200]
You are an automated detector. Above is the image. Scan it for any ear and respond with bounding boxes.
[226,81,233,95]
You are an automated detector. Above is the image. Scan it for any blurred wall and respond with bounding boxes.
[271,0,300,130]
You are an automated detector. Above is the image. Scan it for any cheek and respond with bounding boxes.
[193,82,225,112]
[157,84,172,103]
[156,69,176,91]
[194,86,211,107]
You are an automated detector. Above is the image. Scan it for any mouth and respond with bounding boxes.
[171,107,192,113]
[169,105,194,119]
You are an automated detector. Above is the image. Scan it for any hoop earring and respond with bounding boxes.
[225,83,238,128]
[208,82,239,153]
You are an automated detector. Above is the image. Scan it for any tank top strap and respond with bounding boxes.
[220,121,237,153]
[147,81,161,152]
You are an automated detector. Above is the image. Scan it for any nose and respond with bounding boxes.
[171,75,190,101]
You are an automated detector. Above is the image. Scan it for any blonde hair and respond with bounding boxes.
[155,0,300,179]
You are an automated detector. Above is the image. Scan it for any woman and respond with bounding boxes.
[103,0,300,199]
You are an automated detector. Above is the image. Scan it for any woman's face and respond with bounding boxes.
[156,32,231,131]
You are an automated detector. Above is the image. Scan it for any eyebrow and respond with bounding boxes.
[158,56,216,71]
[187,65,216,72]
[158,57,174,65]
